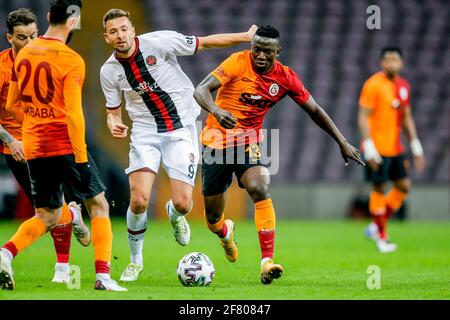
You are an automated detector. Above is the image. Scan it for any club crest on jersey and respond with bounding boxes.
[146,55,157,66]
[269,83,279,96]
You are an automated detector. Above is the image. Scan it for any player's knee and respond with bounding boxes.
[247,183,271,203]
[86,194,110,218]
[396,180,411,193]
[130,197,148,214]
[36,209,60,229]
[172,195,192,214]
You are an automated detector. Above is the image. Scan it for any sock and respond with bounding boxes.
[126,207,147,266]
[385,188,408,219]
[50,204,73,264]
[255,198,276,260]
[167,199,192,222]
[369,191,387,240]
[4,216,46,255]
[205,213,228,239]
[91,217,112,274]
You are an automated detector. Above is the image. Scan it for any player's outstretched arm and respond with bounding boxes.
[300,95,364,166]
[197,25,258,52]
[194,74,236,129]
[402,106,425,172]
[106,107,128,139]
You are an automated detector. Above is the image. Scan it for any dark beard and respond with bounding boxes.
[66,31,74,45]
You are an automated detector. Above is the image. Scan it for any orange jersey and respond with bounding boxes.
[8,37,87,162]
[359,71,411,157]
[201,50,310,149]
[0,48,22,154]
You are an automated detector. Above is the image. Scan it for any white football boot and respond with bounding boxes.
[52,263,70,283]
[166,201,191,246]
[120,263,143,282]
[69,201,91,247]
[376,239,398,253]
[0,249,14,290]
[95,274,128,292]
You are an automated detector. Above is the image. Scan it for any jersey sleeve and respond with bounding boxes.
[100,65,122,108]
[286,67,311,105]
[359,79,377,110]
[157,31,199,57]
[210,52,244,86]
[63,56,88,163]
[5,66,21,113]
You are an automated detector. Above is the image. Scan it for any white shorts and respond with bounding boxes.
[125,122,199,186]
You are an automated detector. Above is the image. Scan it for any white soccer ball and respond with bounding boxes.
[177,252,215,287]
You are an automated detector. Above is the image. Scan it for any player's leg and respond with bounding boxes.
[161,124,199,246]
[5,154,86,283]
[238,164,283,284]
[201,145,237,261]
[63,153,126,291]
[120,169,156,281]
[385,155,410,219]
[365,157,397,252]
[0,157,65,290]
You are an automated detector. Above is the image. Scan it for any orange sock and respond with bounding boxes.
[369,191,387,240]
[255,198,276,260]
[205,213,228,238]
[50,203,73,263]
[385,188,407,218]
[91,217,112,274]
[3,216,47,257]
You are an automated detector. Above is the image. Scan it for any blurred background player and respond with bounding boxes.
[359,47,425,253]
[100,8,257,282]
[194,25,364,284]
[0,0,126,291]
[0,8,90,284]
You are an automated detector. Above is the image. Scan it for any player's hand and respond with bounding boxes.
[75,162,92,191]
[339,140,365,166]
[7,140,26,164]
[213,108,237,129]
[414,154,425,173]
[110,122,129,139]
[246,25,258,40]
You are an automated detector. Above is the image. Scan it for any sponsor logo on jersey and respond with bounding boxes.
[269,83,279,96]
[239,92,273,109]
[189,152,195,164]
[399,86,408,101]
[137,81,160,95]
[146,55,157,66]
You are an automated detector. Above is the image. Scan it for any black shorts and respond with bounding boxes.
[5,154,33,201]
[202,143,267,196]
[365,154,408,184]
[27,153,106,209]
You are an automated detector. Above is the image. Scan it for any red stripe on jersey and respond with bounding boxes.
[129,59,174,131]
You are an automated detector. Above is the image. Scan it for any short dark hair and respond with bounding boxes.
[380,47,403,59]
[49,0,83,26]
[103,9,132,28]
[6,8,37,34]
[255,25,280,39]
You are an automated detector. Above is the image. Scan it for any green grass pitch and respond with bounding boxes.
[0,218,449,300]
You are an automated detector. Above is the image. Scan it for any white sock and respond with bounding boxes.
[126,207,147,266]
[55,262,69,269]
[261,257,272,266]
[69,206,81,225]
[96,273,110,280]
[167,199,192,222]
[1,248,13,263]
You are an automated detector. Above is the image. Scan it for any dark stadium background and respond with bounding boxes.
[0,0,448,221]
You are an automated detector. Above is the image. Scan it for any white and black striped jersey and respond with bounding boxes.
[100,31,201,133]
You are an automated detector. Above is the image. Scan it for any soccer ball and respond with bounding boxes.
[177,252,215,287]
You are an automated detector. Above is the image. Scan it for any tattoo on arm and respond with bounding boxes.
[0,125,14,144]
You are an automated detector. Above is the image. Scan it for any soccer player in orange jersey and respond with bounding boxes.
[0,0,126,291]
[194,26,364,284]
[0,8,90,285]
[359,47,425,253]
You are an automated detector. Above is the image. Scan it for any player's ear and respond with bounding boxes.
[277,47,282,57]
[66,15,79,31]
[6,33,13,45]
[47,12,50,23]
[103,32,110,44]
[131,26,136,37]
